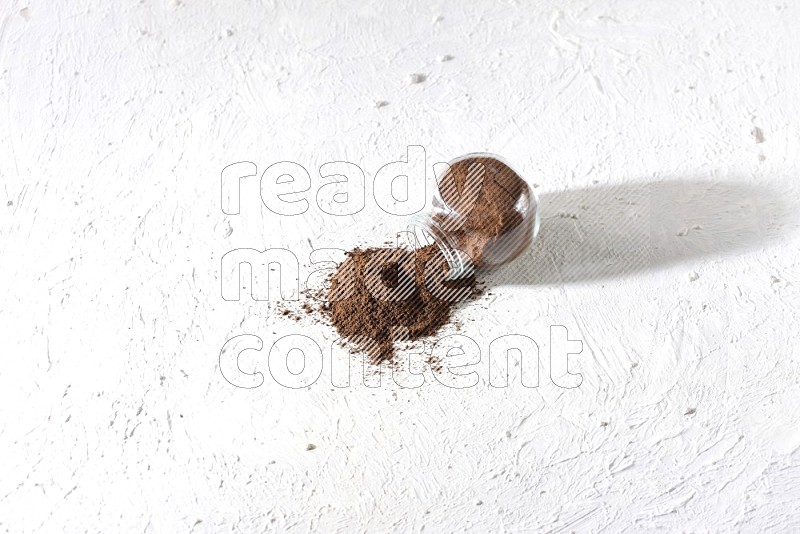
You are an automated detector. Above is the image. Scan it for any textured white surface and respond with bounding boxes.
[2,0,800,532]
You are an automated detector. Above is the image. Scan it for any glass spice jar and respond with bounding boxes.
[409,152,540,279]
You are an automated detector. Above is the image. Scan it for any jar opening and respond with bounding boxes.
[409,214,473,280]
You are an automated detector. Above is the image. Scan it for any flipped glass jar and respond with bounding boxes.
[410,152,540,279]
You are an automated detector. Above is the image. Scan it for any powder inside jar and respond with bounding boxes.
[433,155,532,269]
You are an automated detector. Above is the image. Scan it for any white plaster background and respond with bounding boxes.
[1,0,799,532]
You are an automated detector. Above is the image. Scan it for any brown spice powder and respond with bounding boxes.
[325,155,530,363]
[434,156,531,268]
[326,244,476,363]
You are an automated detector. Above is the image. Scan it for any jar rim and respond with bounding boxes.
[408,213,473,280]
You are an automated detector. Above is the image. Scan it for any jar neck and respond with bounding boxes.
[409,213,474,280]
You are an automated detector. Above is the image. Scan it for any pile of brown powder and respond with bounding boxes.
[325,244,476,363]
[324,155,531,363]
